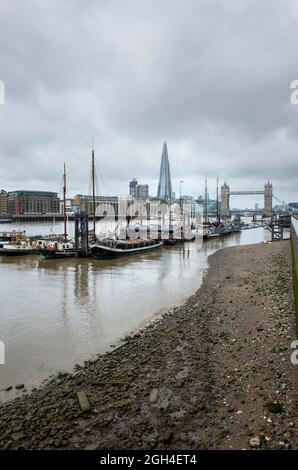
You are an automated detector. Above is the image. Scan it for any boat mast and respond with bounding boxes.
[216,177,219,224]
[63,162,67,241]
[180,180,184,239]
[169,191,172,239]
[204,176,208,225]
[92,144,96,241]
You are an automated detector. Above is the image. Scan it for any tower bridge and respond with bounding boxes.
[220,181,273,218]
[228,191,265,196]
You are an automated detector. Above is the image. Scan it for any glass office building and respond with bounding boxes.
[157,142,173,201]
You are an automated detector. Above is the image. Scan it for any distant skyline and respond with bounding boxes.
[1,1,298,207]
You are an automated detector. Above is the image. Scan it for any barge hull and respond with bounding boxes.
[91,242,163,260]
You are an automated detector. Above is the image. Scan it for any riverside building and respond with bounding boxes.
[7,190,60,215]
[0,190,8,215]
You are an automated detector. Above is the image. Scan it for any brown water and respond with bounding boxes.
[0,220,272,401]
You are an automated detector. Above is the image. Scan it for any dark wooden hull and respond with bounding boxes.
[0,248,45,256]
[91,241,163,259]
[203,228,240,240]
[184,235,196,242]
[163,235,195,245]
[43,250,76,260]
[163,238,184,246]
[203,233,221,240]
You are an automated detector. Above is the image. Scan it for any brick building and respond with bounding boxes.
[7,191,60,215]
[0,190,8,215]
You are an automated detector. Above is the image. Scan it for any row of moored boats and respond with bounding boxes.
[0,221,244,260]
[0,227,196,260]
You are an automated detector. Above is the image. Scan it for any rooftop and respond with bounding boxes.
[8,190,58,197]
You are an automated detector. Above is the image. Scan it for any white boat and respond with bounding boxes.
[0,240,48,256]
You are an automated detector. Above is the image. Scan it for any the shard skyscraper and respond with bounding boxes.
[157,141,173,201]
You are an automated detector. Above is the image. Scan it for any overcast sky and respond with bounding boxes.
[0,0,298,207]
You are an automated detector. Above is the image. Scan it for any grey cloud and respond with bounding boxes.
[0,0,297,205]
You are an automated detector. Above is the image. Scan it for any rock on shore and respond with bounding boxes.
[0,240,297,450]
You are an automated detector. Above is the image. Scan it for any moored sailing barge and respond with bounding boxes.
[90,238,163,259]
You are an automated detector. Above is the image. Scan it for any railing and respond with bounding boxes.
[292,215,298,259]
[292,215,298,236]
[290,215,298,336]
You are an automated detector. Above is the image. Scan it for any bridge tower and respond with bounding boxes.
[220,181,230,218]
[263,181,273,217]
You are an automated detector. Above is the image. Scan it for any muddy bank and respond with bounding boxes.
[0,240,297,450]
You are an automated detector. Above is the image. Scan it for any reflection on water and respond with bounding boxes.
[0,221,274,400]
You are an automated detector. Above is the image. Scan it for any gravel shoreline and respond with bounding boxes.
[0,240,297,450]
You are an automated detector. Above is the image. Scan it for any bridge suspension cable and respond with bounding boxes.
[272,194,289,208]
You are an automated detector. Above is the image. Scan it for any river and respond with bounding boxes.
[0,220,274,401]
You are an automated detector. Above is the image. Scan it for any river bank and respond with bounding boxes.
[0,226,269,398]
[0,240,297,450]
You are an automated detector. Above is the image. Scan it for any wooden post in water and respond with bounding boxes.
[75,212,79,257]
[74,212,89,257]
[182,212,185,240]
[83,213,89,255]
[158,209,162,241]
